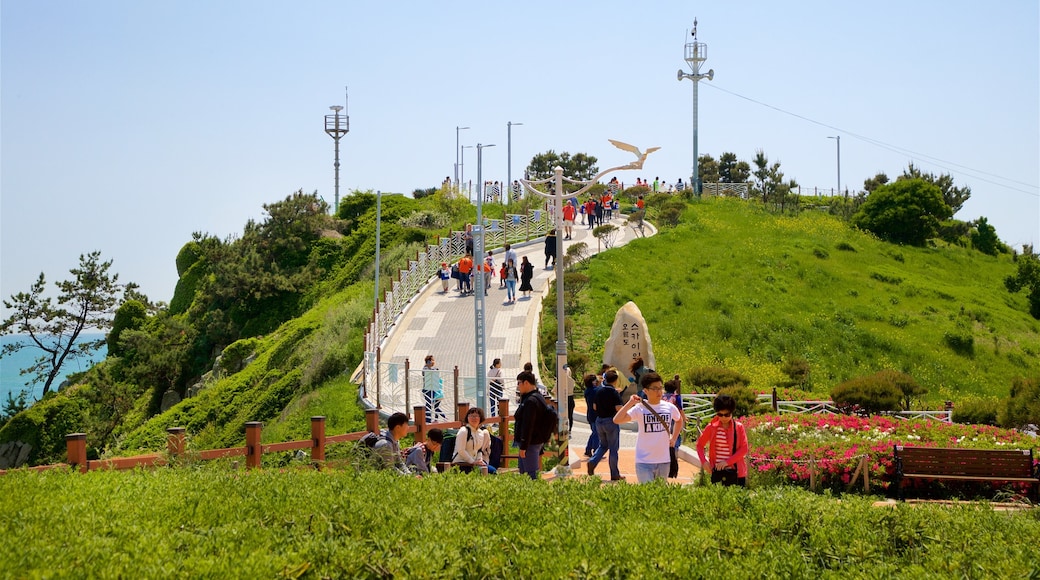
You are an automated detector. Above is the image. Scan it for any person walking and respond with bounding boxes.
[519,256,534,297]
[458,253,474,295]
[614,371,684,484]
[562,201,576,240]
[438,262,451,293]
[488,358,505,415]
[503,259,519,303]
[544,229,557,269]
[422,355,447,423]
[661,376,684,478]
[582,373,601,457]
[586,368,625,481]
[515,370,552,480]
[696,393,750,487]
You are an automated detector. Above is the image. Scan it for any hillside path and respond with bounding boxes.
[376,212,701,482]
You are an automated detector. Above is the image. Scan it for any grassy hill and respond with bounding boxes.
[566,196,1039,403]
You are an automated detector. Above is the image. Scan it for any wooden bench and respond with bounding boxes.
[893,445,1039,501]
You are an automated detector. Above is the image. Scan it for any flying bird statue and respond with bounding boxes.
[608,139,661,170]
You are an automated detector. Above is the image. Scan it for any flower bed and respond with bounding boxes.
[744,413,1040,496]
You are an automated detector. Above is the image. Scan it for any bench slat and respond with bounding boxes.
[894,445,1039,501]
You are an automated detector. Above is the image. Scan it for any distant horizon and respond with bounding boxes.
[1,333,107,403]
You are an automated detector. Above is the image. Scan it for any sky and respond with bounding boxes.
[2,0,1038,316]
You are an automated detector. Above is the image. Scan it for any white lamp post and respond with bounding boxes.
[455,126,470,192]
[828,135,841,197]
[519,139,659,475]
[507,121,523,202]
[677,19,714,195]
[474,143,496,411]
[460,145,473,202]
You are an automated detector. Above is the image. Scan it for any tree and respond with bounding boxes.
[751,149,798,211]
[0,252,123,397]
[863,172,889,194]
[526,150,598,183]
[718,152,751,183]
[1005,246,1040,319]
[698,154,720,184]
[970,216,1001,256]
[851,178,952,246]
[899,162,971,215]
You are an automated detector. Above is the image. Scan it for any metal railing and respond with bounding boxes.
[680,392,951,423]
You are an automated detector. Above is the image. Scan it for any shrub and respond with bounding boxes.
[830,372,903,414]
[943,324,975,357]
[835,241,856,252]
[0,395,89,465]
[812,247,829,259]
[951,397,999,426]
[685,366,750,393]
[1000,376,1040,429]
[717,385,763,417]
[107,300,148,357]
[779,357,810,387]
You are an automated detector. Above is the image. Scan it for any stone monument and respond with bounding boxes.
[602,301,656,396]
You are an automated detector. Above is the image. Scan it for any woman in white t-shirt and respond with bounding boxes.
[453,407,496,474]
[614,371,684,483]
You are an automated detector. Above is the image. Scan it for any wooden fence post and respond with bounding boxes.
[311,417,326,463]
[166,427,186,461]
[457,401,470,421]
[365,408,380,433]
[66,433,87,473]
[413,405,426,443]
[245,422,263,469]
[498,399,510,445]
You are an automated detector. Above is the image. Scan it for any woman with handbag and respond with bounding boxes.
[696,394,749,487]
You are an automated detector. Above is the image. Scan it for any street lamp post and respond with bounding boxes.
[455,126,470,193]
[474,143,496,412]
[507,121,523,202]
[519,139,659,476]
[460,145,473,202]
[828,135,841,197]
[677,19,714,195]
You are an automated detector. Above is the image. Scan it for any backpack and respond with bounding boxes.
[534,398,560,443]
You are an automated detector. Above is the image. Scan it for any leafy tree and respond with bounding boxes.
[851,178,952,246]
[698,154,720,184]
[0,252,123,397]
[751,150,798,211]
[412,187,437,199]
[862,172,889,194]
[592,224,619,249]
[899,162,971,215]
[1004,246,1040,319]
[526,151,598,183]
[970,216,1001,256]
[718,152,751,183]
[107,299,148,357]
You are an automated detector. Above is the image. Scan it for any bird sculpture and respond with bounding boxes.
[607,139,661,170]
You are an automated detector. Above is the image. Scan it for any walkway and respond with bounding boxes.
[375,212,701,482]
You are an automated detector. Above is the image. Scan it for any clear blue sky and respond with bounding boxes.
[2,1,1037,313]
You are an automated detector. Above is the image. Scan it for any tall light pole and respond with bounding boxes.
[828,135,841,197]
[677,19,713,195]
[507,121,523,201]
[519,139,659,476]
[455,126,470,192]
[324,90,349,213]
[474,143,496,412]
[460,145,473,202]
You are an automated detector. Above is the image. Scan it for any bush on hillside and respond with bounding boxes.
[779,357,810,388]
[717,385,763,418]
[686,366,750,393]
[830,372,903,414]
[107,300,148,357]
[951,397,999,426]
[1000,376,1040,429]
[0,394,90,465]
[851,178,952,246]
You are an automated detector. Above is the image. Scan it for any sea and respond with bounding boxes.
[0,334,107,403]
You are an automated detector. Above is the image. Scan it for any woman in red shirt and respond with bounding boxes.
[696,394,749,486]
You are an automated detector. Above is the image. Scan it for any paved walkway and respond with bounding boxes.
[377,212,702,482]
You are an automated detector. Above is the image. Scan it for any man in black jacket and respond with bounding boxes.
[514,370,550,479]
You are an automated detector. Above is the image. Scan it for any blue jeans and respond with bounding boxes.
[588,418,620,479]
[518,444,543,480]
[636,462,670,483]
[505,279,516,301]
[584,415,599,454]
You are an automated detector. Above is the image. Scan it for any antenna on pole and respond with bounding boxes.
[324,87,350,214]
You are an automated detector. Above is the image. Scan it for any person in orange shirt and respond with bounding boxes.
[562,200,576,240]
[458,253,474,294]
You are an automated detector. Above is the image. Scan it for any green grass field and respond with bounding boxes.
[568,197,1039,402]
[2,468,1038,578]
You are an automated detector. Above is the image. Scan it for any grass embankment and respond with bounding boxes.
[2,469,1038,578]
[568,197,1039,402]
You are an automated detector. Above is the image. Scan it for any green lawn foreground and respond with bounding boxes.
[2,469,1038,578]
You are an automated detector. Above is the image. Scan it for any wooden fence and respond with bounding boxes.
[0,398,543,475]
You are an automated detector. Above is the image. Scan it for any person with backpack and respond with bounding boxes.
[614,371,684,484]
[696,393,749,487]
[661,376,684,478]
[582,373,602,457]
[405,428,443,475]
[514,370,553,480]
[372,412,412,475]
[586,368,625,481]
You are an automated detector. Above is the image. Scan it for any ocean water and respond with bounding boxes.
[1,334,106,403]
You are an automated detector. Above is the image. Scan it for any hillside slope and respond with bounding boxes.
[569,197,1039,401]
